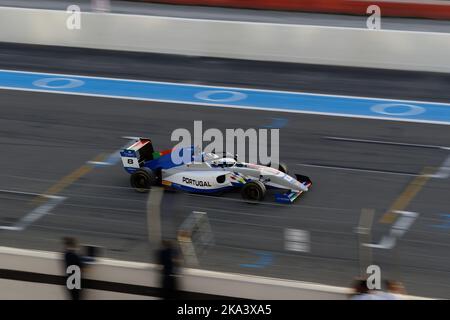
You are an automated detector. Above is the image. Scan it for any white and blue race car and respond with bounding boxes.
[120,138,312,203]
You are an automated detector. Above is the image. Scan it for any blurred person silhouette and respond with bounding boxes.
[157,240,180,300]
[349,277,381,300]
[62,237,85,300]
[375,280,407,300]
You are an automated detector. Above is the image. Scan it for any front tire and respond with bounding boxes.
[130,168,158,193]
[241,180,266,202]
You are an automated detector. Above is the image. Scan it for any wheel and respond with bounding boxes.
[241,180,266,202]
[130,168,158,193]
[278,163,288,174]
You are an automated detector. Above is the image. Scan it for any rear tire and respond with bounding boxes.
[241,180,266,202]
[130,168,158,193]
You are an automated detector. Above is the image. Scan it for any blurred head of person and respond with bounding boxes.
[63,237,77,251]
[352,277,370,295]
[161,240,174,250]
[385,280,406,295]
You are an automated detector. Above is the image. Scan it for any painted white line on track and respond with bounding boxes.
[87,161,112,166]
[86,137,138,167]
[0,189,46,197]
[1,68,449,106]
[363,211,419,250]
[1,86,450,127]
[324,136,450,179]
[0,190,66,231]
[429,154,450,179]
[295,163,422,177]
[324,136,450,150]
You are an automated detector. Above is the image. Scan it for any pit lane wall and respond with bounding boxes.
[146,0,450,20]
[0,246,431,300]
[0,246,349,299]
[1,7,450,73]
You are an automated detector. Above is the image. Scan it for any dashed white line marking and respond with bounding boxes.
[87,161,112,166]
[285,229,310,253]
[87,136,139,167]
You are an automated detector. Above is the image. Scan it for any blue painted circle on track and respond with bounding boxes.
[32,78,85,89]
[371,103,425,116]
[195,90,247,102]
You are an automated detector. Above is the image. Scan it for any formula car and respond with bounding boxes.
[120,138,312,203]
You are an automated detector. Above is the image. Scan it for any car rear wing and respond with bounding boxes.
[120,138,156,171]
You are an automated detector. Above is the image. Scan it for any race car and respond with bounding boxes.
[120,138,312,203]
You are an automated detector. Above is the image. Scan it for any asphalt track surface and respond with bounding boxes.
[0,44,449,298]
